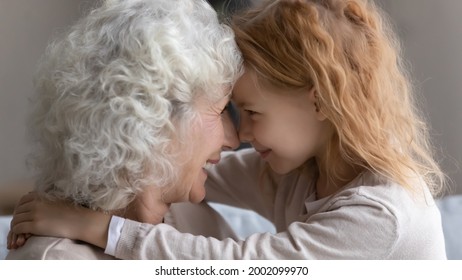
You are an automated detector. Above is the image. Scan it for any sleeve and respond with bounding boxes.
[204,149,277,220]
[113,193,400,260]
[105,215,126,256]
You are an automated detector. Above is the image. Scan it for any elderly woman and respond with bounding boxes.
[6,0,242,259]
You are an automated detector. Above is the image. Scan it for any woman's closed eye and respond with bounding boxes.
[220,103,230,115]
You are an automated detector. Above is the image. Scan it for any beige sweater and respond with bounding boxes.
[114,148,446,259]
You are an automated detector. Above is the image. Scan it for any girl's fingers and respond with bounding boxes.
[10,212,34,229]
[17,233,32,248]
[6,192,41,250]
[11,232,18,250]
[7,231,33,250]
[10,213,33,234]
[13,192,38,214]
[7,230,13,250]
[13,200,35,215]
[11,208,36,235]
[15,192,36,209]
[11,221,34,235]
[16,234,26,247]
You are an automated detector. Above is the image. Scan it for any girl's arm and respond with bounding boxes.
[109,196,402,260]
[8,193,110,249]
[205,149,278,220]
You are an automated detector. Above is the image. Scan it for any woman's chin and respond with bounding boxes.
[189,186,206,204]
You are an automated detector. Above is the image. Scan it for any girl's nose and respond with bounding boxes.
[221,110,240,151]
[237,114,253,144]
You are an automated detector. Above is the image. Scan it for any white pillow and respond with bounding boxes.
[436,195,462,260]
[208,202,275,239]
[0,216,12,260]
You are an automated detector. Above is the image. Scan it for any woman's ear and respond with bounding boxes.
[308,88,327,121]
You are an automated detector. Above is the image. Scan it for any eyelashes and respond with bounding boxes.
[220,103,229,115]
[245,109,257,115]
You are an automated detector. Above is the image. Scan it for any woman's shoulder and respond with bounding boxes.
[6,236,114,260]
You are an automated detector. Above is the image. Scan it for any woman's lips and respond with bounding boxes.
[202,159,220,173]
[257,149,271,159]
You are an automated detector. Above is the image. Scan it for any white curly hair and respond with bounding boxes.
[28,0,242,211]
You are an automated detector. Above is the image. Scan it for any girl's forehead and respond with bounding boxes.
[232,71,268,104]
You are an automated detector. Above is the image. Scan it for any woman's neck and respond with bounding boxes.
[117,186,170,224]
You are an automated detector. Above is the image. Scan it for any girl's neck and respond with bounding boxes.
[315,157,362,199]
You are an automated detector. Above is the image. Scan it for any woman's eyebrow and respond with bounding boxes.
[217,92,232,103]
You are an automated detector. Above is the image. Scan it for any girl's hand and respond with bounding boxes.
[7,192,111,249]
[7,193,36,250]
[7,193,79,249]
[6,232,31,250]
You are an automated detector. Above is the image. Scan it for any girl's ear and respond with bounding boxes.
[308,88,327,121]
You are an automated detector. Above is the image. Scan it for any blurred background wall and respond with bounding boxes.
[377,0,462,195]
[0,0,461,196]
[0,0,91,194]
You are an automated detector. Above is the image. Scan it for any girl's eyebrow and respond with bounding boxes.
[233,100,252,108]
[231,94,244,108]
[235,101,245,108]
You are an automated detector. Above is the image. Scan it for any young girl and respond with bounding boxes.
[9,0,446,259]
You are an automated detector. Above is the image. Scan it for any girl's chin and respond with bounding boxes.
[268,162,296,175]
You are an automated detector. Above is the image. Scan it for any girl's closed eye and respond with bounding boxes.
[245,109,259,116]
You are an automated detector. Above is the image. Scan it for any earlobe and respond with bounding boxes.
[308,88,327,121]
[314,101,320,113]
[316,108,327,121]
[315,104,327,121]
